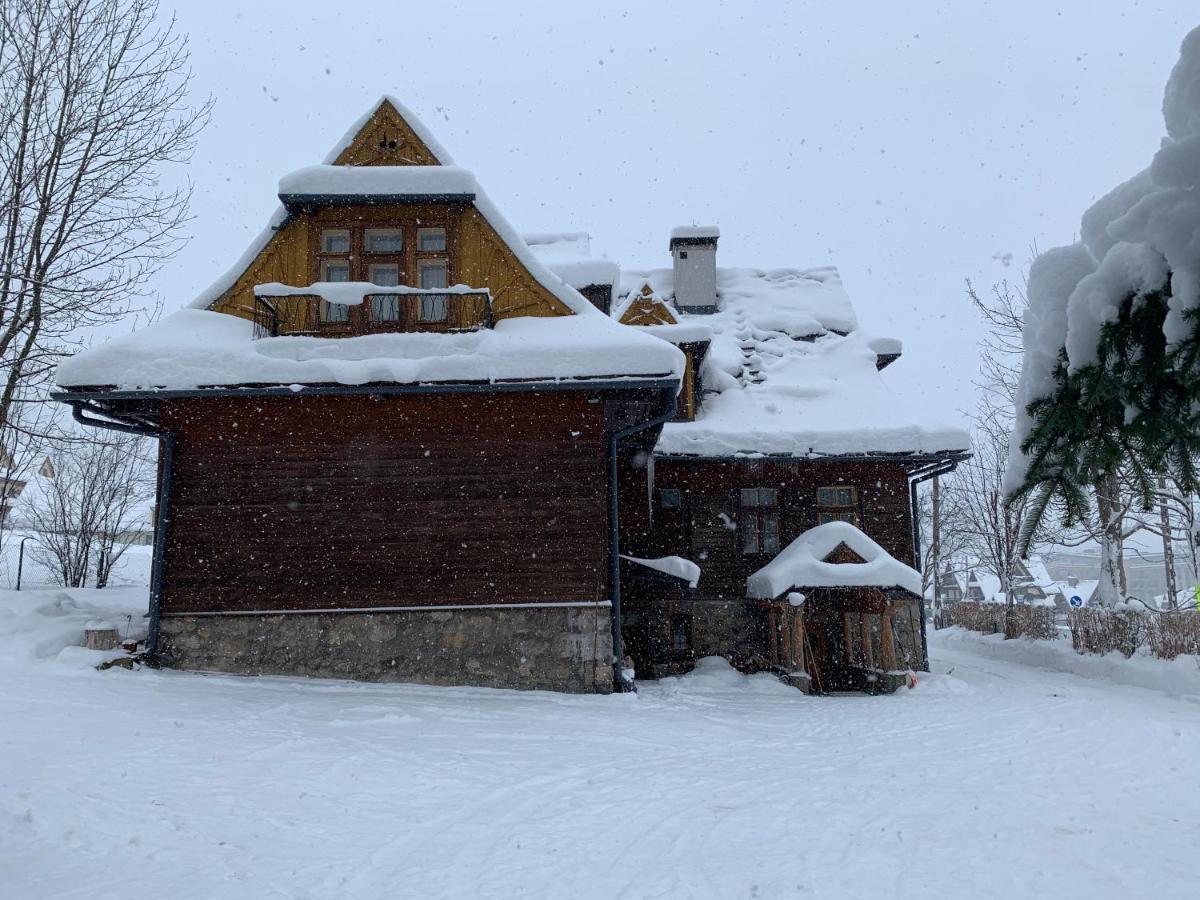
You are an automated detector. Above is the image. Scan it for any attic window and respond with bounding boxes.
[365,228,403,253]
[321,229,350,254]
[817,486,859,525]
[679,251,688,260]
[418,227,447,252]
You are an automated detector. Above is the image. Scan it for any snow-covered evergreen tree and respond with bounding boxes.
[1006,26,1200,605]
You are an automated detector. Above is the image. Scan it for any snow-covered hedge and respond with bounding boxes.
[1069,607,1200,660]
[949,602,1058,640]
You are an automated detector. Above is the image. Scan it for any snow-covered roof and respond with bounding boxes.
[670,225,720,241]
[746,521,923,599]
[55,308,684,391]
[613,267,967,458]
[57,98,690,393]
[278,165,477,200]
[524,231,621,289]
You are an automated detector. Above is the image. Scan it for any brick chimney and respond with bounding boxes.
[669,225,719,314]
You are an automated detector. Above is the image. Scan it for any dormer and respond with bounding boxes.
[618,282,711,422]
[202,98,596,338]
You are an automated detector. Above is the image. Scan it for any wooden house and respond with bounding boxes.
[54,99,684,693]
[55,99,969,695]
[530,227,971,692]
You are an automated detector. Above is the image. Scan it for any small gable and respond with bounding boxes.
[619,283,678,327]
[822,542,867,565]
[329,98,442,167]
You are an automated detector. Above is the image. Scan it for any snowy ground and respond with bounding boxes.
[2,588,1198,899]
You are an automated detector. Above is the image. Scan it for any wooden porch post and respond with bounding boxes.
[881,601,897,671]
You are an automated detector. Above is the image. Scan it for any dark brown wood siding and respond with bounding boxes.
[159,392,612,613]
[641,458,915,603]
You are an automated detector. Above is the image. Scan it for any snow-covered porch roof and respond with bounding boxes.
[745,521,924,600]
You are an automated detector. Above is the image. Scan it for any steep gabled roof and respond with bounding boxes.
[185,97,612,321]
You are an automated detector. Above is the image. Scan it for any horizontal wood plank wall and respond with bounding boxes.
[645,459,915,603]
[159,393,609,614]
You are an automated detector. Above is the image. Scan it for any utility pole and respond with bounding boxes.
[932,475,942,628]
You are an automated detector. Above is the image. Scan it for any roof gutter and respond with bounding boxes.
[608,390,678,691]
[69,401,174,658]
[51,376,681,405]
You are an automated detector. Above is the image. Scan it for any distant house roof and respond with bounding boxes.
[746,520,923,599]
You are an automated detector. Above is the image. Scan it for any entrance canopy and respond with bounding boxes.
[745,520,922,600]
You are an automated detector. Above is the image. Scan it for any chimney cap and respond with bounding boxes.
[670,225,719,249]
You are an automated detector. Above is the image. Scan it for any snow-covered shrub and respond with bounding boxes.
[1068,608,1199,659]
[950,602,1057,640]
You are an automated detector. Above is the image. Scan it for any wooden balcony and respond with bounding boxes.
[252,286,492,338]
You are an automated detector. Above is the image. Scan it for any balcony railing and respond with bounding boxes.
[251,284,492,339]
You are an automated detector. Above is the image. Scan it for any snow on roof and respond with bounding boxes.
[523,231,620,289]
[670,225,720,241]
[615,267,966,457]
[620,554,701,588]
[278,165,477,199]
[55,308,684,391]
[745,521,922,599]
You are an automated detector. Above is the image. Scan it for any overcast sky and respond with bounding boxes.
[157,1,1198,419]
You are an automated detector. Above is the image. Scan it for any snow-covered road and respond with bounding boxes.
[1,588,1197,899]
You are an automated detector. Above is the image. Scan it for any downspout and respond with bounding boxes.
[908,460,961,672]
[71,402,175,657]
[608,389,677,691]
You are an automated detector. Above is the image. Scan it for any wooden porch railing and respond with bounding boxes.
[251,287,492,338]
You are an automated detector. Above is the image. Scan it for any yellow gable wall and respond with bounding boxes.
[207,100,573,323]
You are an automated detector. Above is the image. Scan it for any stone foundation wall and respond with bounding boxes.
[158,605,614,694]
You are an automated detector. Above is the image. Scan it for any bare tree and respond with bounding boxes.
[0,0,207,449]
[25,432,153,587]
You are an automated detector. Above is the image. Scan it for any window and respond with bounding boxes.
[671,616,691,654]
[660,488,682,510]
[368,264,400,286]
[419,260,449,290]
[417,227,447,252]
[364,228,402,253]
[740,487,780,555]
[419,295,449,322]
[680,251,688,259]
[320,229,350,253]
[321,258,350,282]
[816,485,858,525]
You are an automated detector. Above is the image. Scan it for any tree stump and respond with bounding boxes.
[84,622,120,651]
